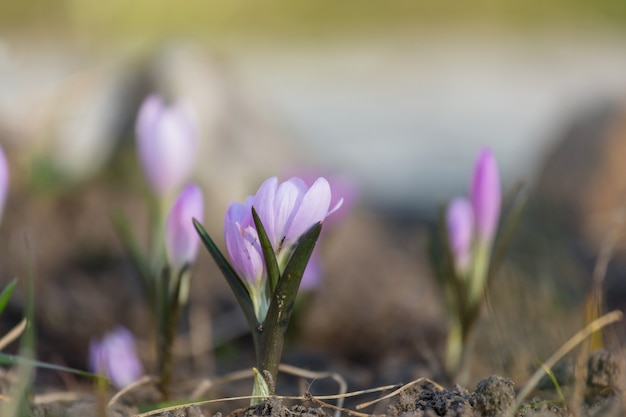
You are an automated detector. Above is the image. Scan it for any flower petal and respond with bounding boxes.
[285,177,331,244]
[165,184,204,270]
[253,177,278,246]
[273,179,303,250]
[470,148,501,242]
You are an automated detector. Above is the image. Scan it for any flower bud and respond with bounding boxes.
[470,148,501,242]
[446,197,474,273]
[165,183,204,271]
[89,326,143,389]
[136,94,197,198]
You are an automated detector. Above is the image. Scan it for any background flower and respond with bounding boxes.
[165,183,204,271]
[88,326,144,389]
[136,94,197,198]
[446,197,474,273]
[470,147,501,243]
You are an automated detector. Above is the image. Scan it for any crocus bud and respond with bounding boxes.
[446,197,474,273]
[224,196,265,286]
[470,148,501,242]
[252,176,342,265]
[88,326,143,389]
[0,145,7,223]
[136,94,197,198]
[165,183,204,271]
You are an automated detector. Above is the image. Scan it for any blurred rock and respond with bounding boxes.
[533,100,626,340]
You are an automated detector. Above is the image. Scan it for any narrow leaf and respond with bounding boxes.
[0,279,17,316]
[266,222,321,330]
[252,207,280,294]
[0,352,100,379]
[111,211,153,299]
[193,219,258,329]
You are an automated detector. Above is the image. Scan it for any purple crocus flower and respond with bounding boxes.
[224,176,342,319]
[252,177,342,265]
[0,145,7,223]
[165,183,204,271]
[136,94,197,198]
[89,326,143,389]
[446,197,474,273]
[470,148,501,243]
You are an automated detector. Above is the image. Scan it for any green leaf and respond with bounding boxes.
[252,207,280,295]
[193,219,258,329]
[272,221,322,319]
[0,279,17,316]
[0,352,100,379]
[111,211,153,300]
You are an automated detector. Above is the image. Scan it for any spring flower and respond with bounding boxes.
[252,177,341,266]
[0,145,7,223]
[470,148,501,243]
[224,176,342,319]
[165,183,204,271]
[446,197,474,273]
[136,94,197,198]
[89,326,143,389]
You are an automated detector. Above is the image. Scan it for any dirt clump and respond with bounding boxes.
[471,376,515,417]
[229,397,327,417]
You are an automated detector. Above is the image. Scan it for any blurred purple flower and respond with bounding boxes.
[136,94,197,198]
[165,183,204,271]
[0,145,7,223]
[470,148,501,242]
[89,326,143,389]
[299,251,322,291]
[446,197,474,273]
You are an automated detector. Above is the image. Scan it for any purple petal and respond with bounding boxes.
[165,184,204,270]
[88,326,143,389]
[253,177,278,246]
[273,179,304,250]
[470,148,501,242]
[135,94,197,197]
[285,177,331,244]
[225,220,264,285]
[446,197,474,272]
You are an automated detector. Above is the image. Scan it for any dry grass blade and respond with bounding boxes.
[0,318,27,351]
[189,368,254,399]
[107,375,158,410]
[504,310,623,417]
[356,377,444,410]
[33,391,86,405]
[133,394,273,417]
[305,392,380,417]
[279,363,347,417]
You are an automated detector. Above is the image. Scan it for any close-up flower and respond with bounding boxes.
[222,176,342,320]
[252,176,342,266]
[165,183,205,271]
[88,326,144,390]
[470,147,501,243]
[446,197,474,273]
[0,145,7,224]
[135,94,198,198]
